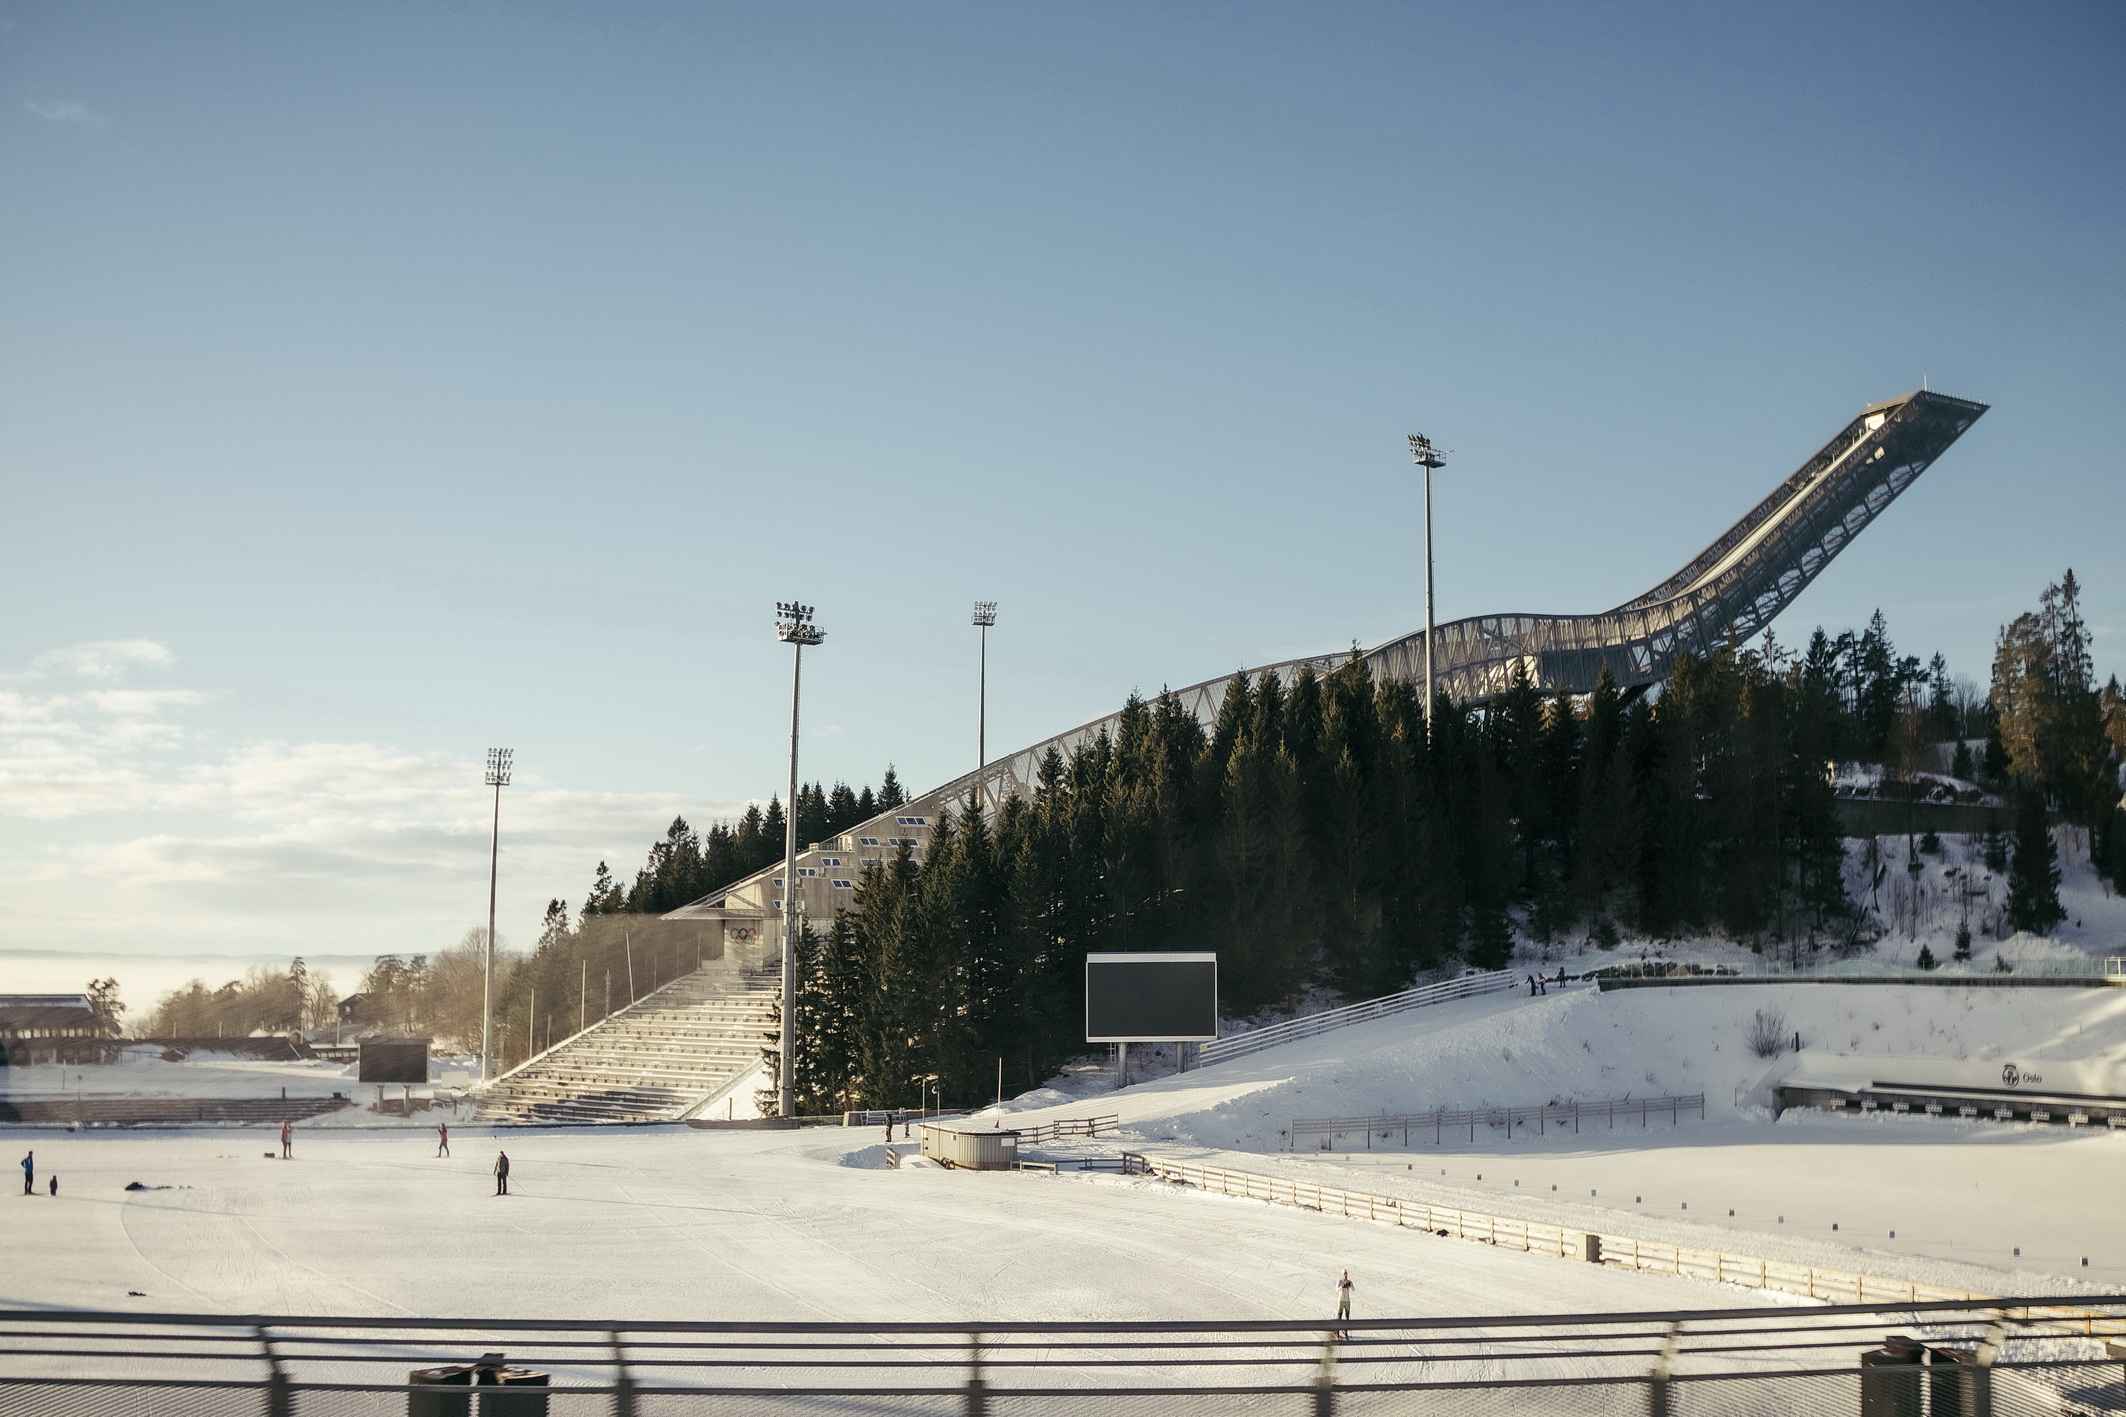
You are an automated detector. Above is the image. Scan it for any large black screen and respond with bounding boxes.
[1084,953,1218,1042]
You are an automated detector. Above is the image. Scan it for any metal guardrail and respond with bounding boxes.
[1598,958,2126,987]
[3,1300,2122,1414]
[1124,1153,2109,1320]
[1292,1094,1705,1149]
[1198,970,1519,1066]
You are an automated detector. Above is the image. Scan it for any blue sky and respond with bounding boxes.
[2,3,2121,999]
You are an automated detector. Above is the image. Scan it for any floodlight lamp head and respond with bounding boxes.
[972,601,998,627]
[485,747,513,787]
[775,601,825,645]
[1406,433,1447,470]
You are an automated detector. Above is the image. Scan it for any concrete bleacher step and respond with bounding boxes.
[474,965,780,1123]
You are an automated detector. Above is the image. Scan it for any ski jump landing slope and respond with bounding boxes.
[668,390,1986,933]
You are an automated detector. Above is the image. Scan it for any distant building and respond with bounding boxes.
[0,994,104,1066]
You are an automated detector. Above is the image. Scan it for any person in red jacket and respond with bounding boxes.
[279,1120,293,1159]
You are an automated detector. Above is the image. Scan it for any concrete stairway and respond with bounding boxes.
[474,964,780,1124]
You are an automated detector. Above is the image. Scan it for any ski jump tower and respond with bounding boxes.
[666,389,1987,950]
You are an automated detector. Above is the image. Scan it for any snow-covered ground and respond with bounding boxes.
[1503,826,2126,975]
[6,828,2121,1325]
[997,977,2126,1293]
[1,1124,1755,1323]
[8,975,2122,1326]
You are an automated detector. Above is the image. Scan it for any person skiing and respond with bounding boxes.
[1526,973,1537,997]
[436,1122,450,1158]
[279,1120,293,1159]
[20,1150,32,1195]
[1537,972,1548,996]
[493,1151,511,1196]
[1335,1271,1354,1337]
[48,1176,57,1197]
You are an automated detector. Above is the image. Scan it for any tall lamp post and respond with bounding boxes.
[1406,433,1448,733]
[774,601,825,1119]
[972,601,997,773]
[480,747,513,1082]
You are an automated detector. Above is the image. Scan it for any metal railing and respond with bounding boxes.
[1291,1094,1705,1149]
[1599,957,2126,987]
[3,1299,2120,1414]
[1199,971,1519,1066]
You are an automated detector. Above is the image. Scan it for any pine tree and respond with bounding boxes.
[581,862,625,918]
[85,978,126,1046]
[827,782,861,836]
[539,899,572,950]
[877,768,906,811]
[2005,791,2065,935]
[1981,821,2009,875]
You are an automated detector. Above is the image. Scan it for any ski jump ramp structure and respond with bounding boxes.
[665,389,1986,954]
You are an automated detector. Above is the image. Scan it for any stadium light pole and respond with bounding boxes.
[972,601,997,773]
[774,601,825,1119]
[1407,434,1448,734]
[480,748,512,1082]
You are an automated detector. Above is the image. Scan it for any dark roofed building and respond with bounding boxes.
[0,994,105,1066]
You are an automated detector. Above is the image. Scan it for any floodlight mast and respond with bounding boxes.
[1406,434,1448,734]
[480,747,513,1082]
[972,601,998,773]
[773,602,824,1119]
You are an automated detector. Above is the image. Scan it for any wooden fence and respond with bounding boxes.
[1014,1113,1119,1144]
[1118,1153,2126,1334]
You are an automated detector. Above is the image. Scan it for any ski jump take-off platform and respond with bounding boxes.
[665,389,1985,955]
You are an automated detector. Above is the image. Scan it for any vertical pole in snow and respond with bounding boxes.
[776,622,815,1121]
[1424,456,1435,735]
[626,932,635,1002]
[480,750,512,1081]
[1407,434,1446,737]
[1116,1042,1128,1090]
[995,1057,1002,1126]
[580,959,586,1036]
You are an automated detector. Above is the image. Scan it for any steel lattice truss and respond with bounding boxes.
[668,390,1985,924]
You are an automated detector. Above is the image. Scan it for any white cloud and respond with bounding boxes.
[24,98,105,128]
[19,638,175,681]
[0,644,751,965]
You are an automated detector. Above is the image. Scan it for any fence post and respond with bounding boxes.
[256,1326,291,1417]
[1647,1321,1681,1417]
[965,1333,986,1417]
[1313,1331,1339,1417]
[609,1330,635,1417]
